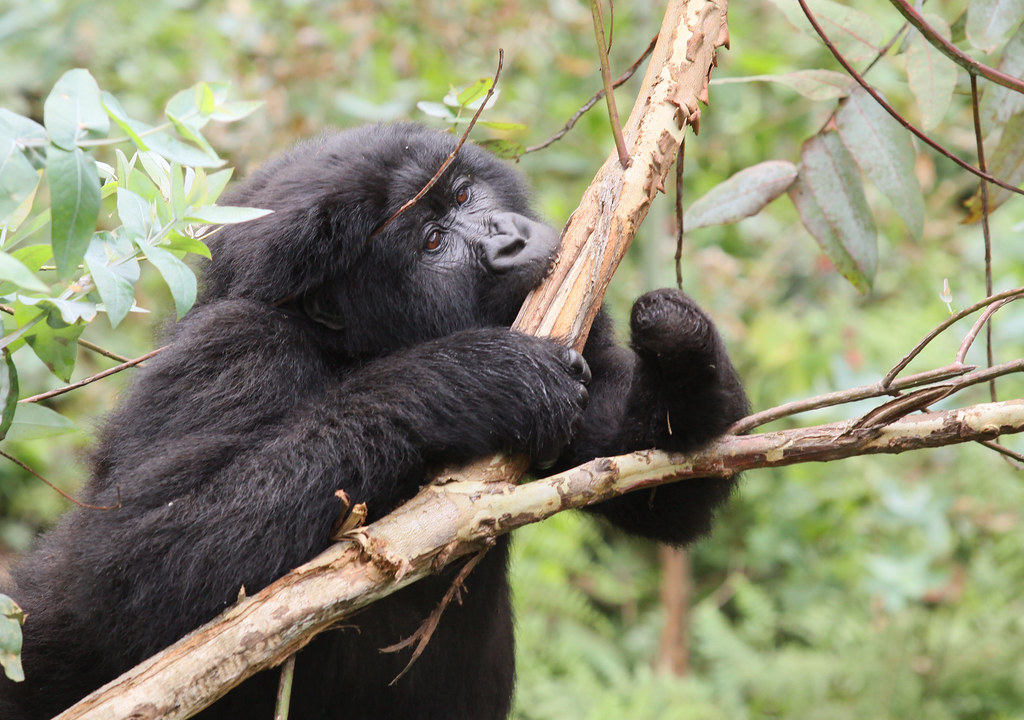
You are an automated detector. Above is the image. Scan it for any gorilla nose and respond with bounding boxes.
[480,212,559,273]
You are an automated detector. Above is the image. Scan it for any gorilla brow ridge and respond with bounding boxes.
[372,49,504,237]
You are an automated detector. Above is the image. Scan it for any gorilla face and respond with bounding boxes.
[201,124,560,357]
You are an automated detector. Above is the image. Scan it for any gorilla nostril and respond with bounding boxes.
[496,238,526,258]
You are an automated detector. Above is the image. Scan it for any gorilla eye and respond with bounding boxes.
[454,184,471,205]
[424,228,444,251]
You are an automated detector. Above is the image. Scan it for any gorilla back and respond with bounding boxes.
[0,123,747,719]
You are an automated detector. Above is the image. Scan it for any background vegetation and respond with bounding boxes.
[1,0,1023,717]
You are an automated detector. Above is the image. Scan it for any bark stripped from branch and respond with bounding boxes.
[58,2,732,718]
[58,399,1024,720]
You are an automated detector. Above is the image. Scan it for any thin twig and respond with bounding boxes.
[674,138,685,290]
[19,347,166,404]
[888,0,1024,94]
[380,549,489,684]
[969,74,997,402]
[274,655,296,720]
[956,298,1019,363]
[797,0,1024,197]
[524,34,658,155]
[0,449,121,510]
[591,0,631,168]
[882,287,1024,387]
[373,49,505,235]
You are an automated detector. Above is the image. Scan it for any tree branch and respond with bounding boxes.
[57,399,1024,720]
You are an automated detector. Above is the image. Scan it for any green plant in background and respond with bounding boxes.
[0,70,264,440]
[0,70,265,676]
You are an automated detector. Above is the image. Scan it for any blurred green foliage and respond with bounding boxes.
[1,0,1023,717]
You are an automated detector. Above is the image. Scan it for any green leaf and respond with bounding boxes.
[417,101,456,121]
[85,236,135,328]
[101,92,148,148]
[42,69,109,150]
[478,120,527,131]
[140,243,196,318]
[789,132,877,292]
[164,230,212,259]
[964,111,1024,221]
[116,187,153,243]
[47,145,101,282]
[141,131,223,168]
[184,205,272,224]
[980,26,1024,132]
[451,79,493,108]
[769,0,882,63]
[0,350,18,441]
[0,251,49,293]
[477,139,526,160]
[16,302,85,382]
[0,593,24,683]
[203,168,233,204]
[906,15,957,132]
[4,402,78,441]
[714,71,856,101]
[686,160,798,231]
[836,88,924,239]
[0,137,41,227]
[0,109,47,146]
[11,244,53,273]
[208,100,262,122]
[966,0,1024,53]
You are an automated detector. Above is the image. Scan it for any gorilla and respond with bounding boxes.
[0,123,747,719]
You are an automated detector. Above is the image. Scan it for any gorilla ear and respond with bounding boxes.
[302,291,346,331]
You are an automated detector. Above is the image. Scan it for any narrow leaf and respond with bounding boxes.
[417,102,456,121]
[20,305,85,382]
[47,145,100,282]
[714,71,856,101]
[963,111,1024,221]
[0,109,47,145]
[116,187,153,243]
[686,161,798,231]
[184,205,273,224]
[906,15,957,131]
[4,402,78,441]
[141,244,197,318]
[0,138,41,225]
[0,252,49,293]
[0,351,19,440]
[790,132,878,292]
[85,237,135,328]
[979,26,1024,131]
[0,594,24,683]
[836,88,924,238]
[42,69,109,150]
[966,0,1024,53]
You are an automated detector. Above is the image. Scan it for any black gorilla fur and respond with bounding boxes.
[0,123,747,719]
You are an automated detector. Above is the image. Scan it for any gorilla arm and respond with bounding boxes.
[562,291,748,546]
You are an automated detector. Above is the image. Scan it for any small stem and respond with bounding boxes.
[591,0,631,168]
[797,0,1024,197]
[888,0,1024,93]
[19,347,165,404]
[274,655,296,720]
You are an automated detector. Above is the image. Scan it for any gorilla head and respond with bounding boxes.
[200,124,560,357]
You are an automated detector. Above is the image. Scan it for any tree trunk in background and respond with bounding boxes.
[657,545,691,676]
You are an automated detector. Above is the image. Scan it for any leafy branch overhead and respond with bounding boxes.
[688,0,1024,292]
[0,71,269,442]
